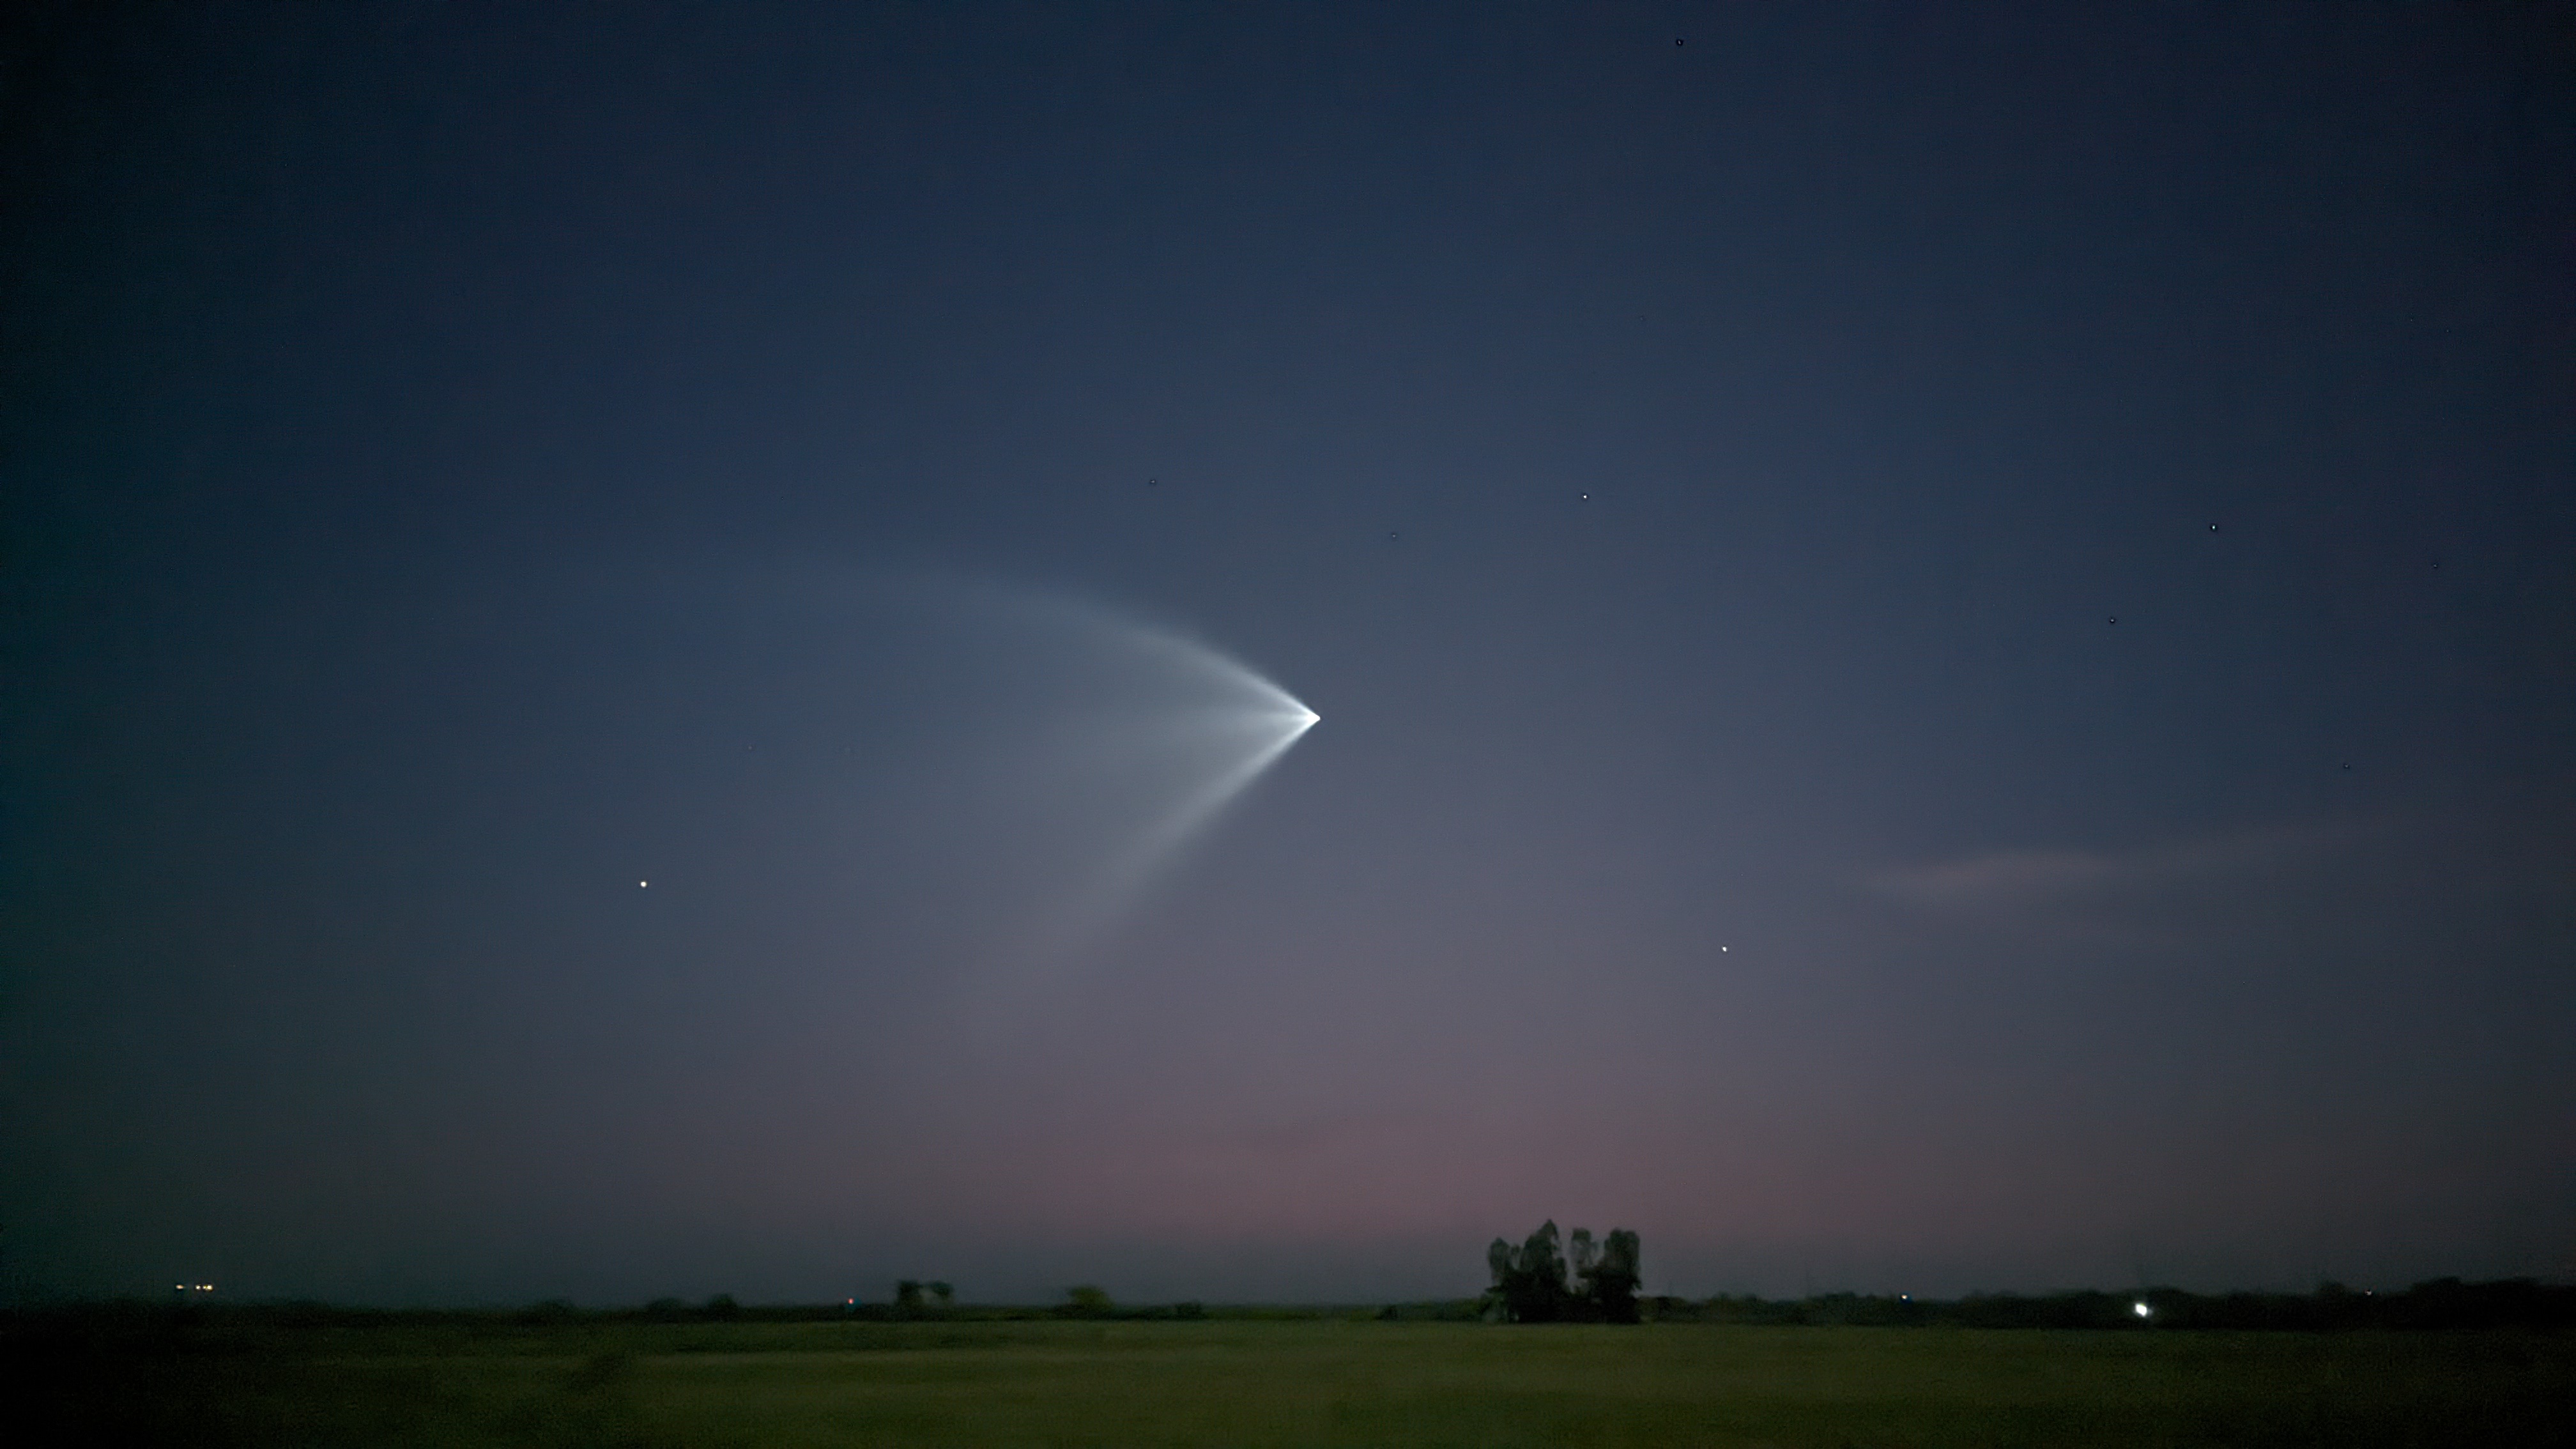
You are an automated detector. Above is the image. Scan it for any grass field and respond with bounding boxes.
[13,1315,2571,1447]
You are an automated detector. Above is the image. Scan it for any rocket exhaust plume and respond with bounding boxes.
[860,574,1320,970]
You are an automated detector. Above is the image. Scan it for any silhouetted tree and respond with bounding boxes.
[1062,1285,1112,1318]
[1486,1220,1574,1322]
[894,1280,924,1314]
[1582,1229,1642,1323]
[928,1280,953,1308]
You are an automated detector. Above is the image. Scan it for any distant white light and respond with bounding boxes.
[640,881,648,887]
[2133,1300,2151,1319]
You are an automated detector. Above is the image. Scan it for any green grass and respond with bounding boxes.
[15,1318,2570,1447]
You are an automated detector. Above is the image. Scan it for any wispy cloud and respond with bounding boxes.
[1872,824,2355,913]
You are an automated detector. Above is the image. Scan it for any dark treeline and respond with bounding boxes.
[1645,1278,2576,1331]
[7,1276,2571,1347]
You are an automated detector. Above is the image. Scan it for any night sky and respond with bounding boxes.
[6,3,2572,1308]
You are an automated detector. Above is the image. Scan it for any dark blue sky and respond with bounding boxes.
[6,2,2572,1306]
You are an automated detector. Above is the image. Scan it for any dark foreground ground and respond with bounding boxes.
[8,1314,2570,1447]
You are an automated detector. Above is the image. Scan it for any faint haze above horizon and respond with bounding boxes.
[3,2,2572,1307]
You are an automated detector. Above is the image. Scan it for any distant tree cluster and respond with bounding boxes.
[892,1280,954,1315]
[1483,1221,1640,1323]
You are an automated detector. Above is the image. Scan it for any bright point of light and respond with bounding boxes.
[639,880,648,887]
[2133,1301,2151,1318]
